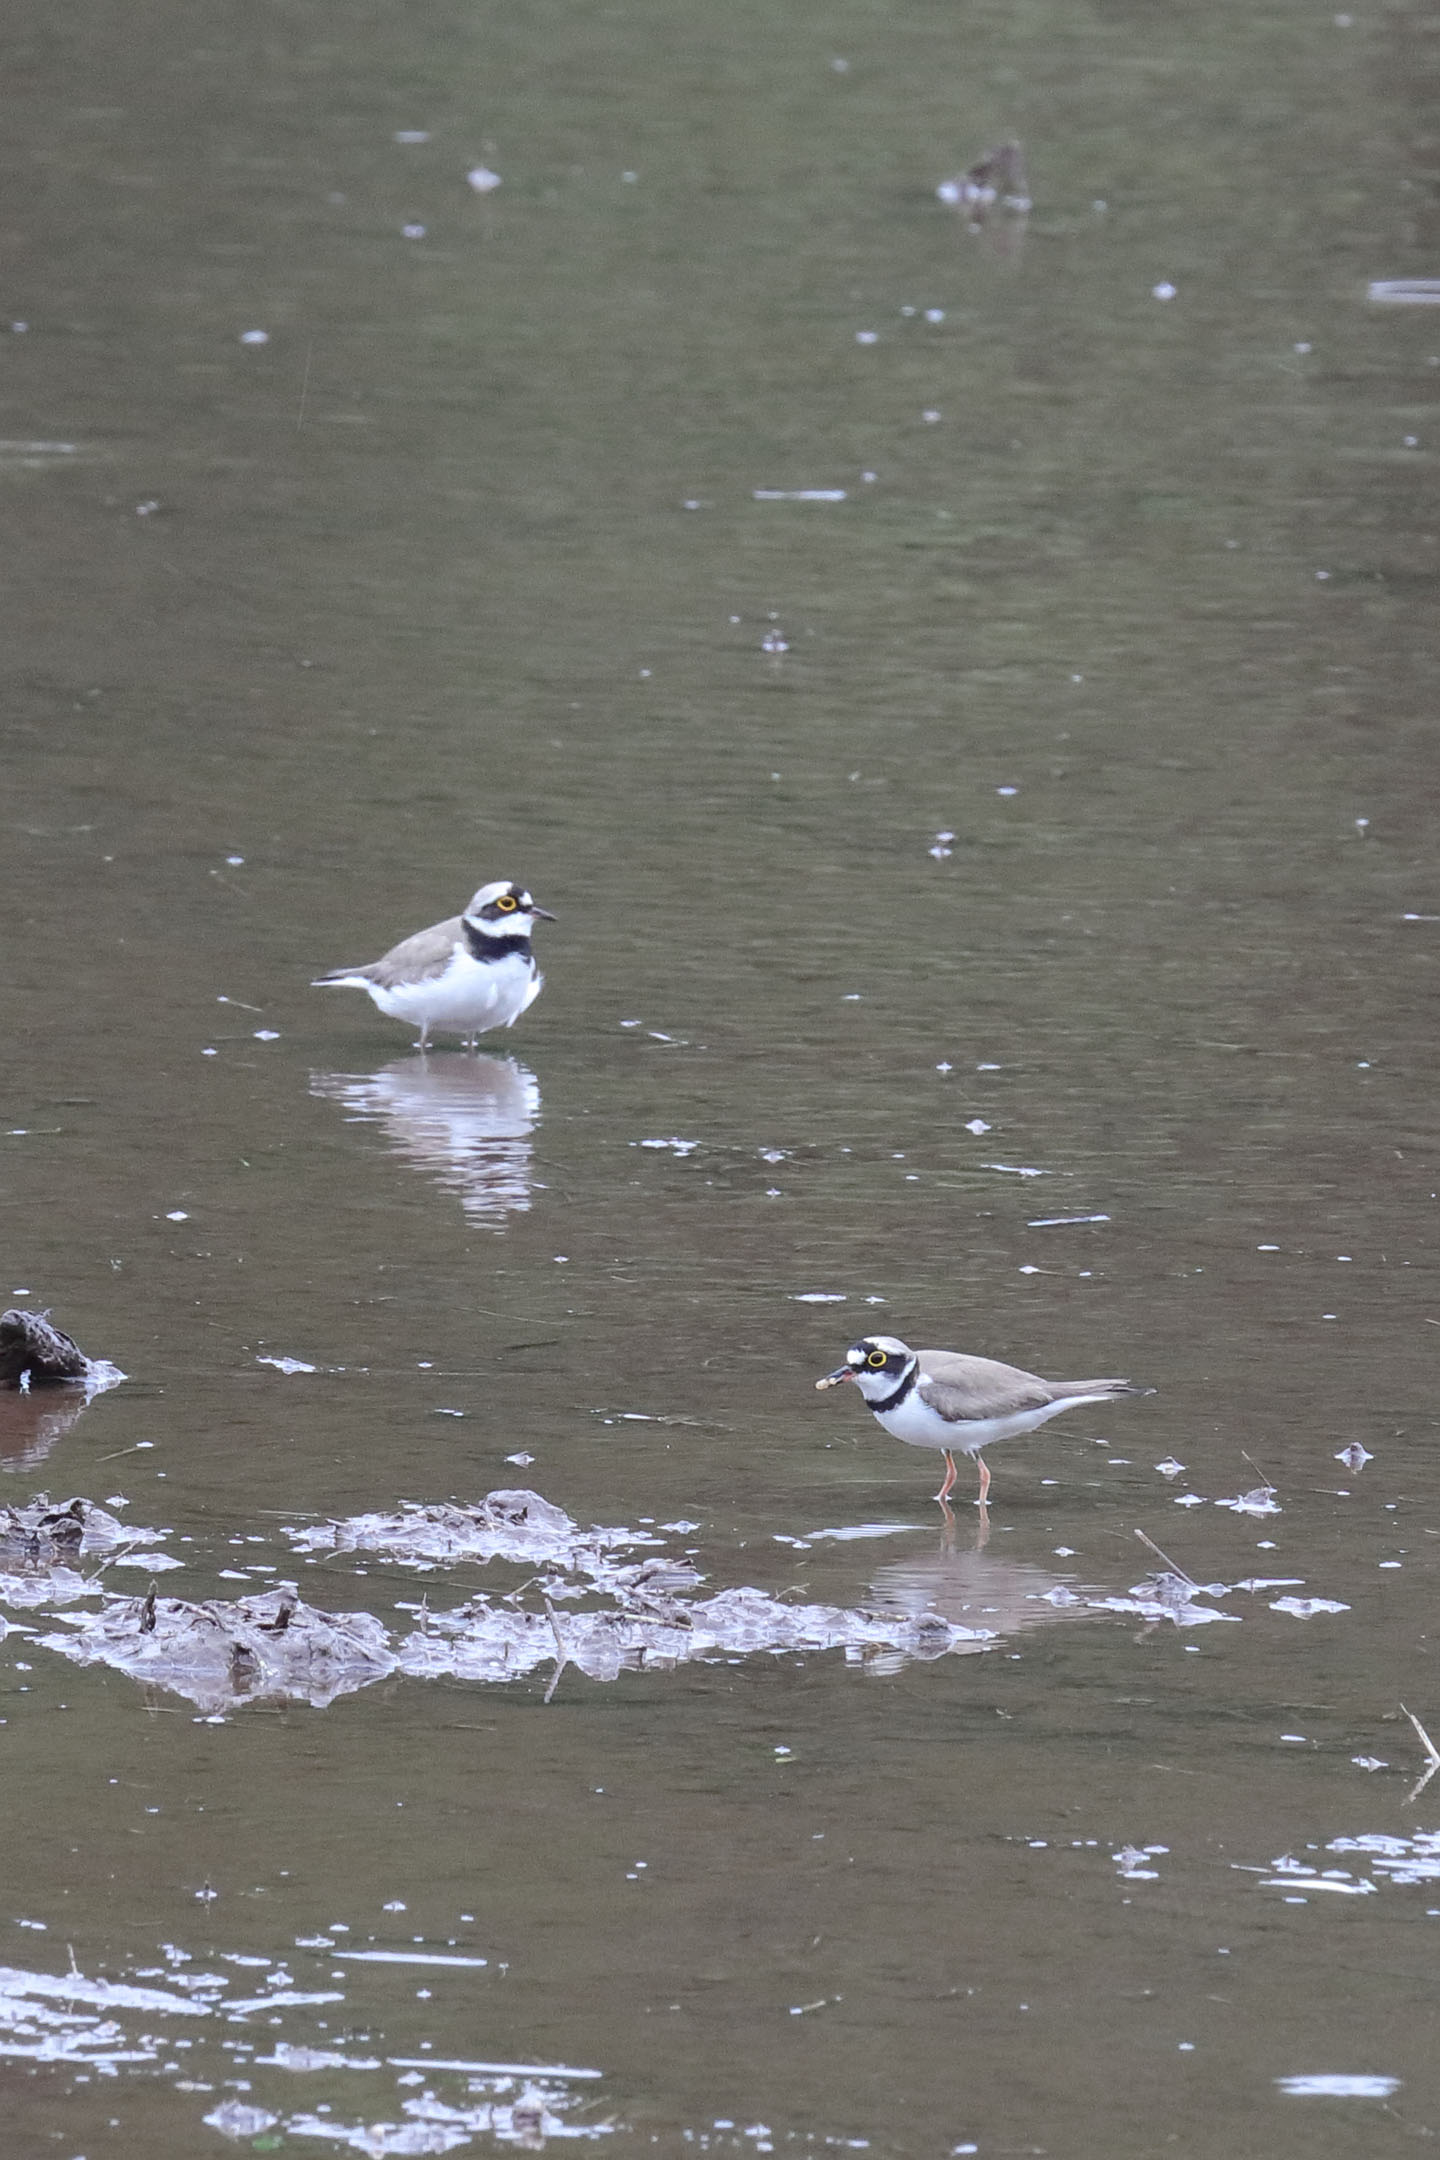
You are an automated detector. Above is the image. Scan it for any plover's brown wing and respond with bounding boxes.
[364,914,467,987]
[316,914,464,990]
[914,1351,1053,1425]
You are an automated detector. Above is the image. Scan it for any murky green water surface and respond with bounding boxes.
[4,0,1440,2150]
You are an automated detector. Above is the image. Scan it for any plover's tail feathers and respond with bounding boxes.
[1050,1377,1154,1400]
[311,969,375,990]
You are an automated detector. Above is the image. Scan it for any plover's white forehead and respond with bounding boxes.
[851,1334,911,1362]
[465,879,531,915]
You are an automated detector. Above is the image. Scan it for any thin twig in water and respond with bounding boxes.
[1407,1761,1438,1804]
[1402,1703,1440,1763]
[1401,1702,1440,1803]
[541,1594,568,1706]
[1134,1528,1197,1586]
[1240,1448,1276,1491]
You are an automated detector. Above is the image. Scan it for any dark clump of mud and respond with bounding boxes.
[0,1310,92,1388]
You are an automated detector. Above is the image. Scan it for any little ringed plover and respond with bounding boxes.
[312,879,554,1051]
[816,1333,1151,1506]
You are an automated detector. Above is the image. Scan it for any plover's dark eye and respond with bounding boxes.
[866,1348,888,1369]
[496,894,519,913]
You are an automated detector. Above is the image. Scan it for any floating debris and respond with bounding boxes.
[1215,1485,1281,1517]
[0,1493,166,1567]
[1368,279,1440,304]
[37,1584,395,1715]
[0,1959,213,2019]
[281,1490,650,1573]
[257,1354,318,1376]
[10,1485,1336,1712]
[398,1582,999,1689]
[1089,1572,1240,1628]
[0,438,77,459]
[1335,1442,1372,1472]
[1327,1829,1440,1885]
[1113,1844,1166,1881]
[1027,1213,1110,1229]
[937,139,1031,212]
[264,2088,609,2151]
[1276,2074,1400,2097]
[0,1557,96,1610]
[1261,1852,1379,1896]
[205,2102,282,2139]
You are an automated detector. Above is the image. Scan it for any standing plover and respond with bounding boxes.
[312,879,554,1050]
[817,1333,1150,1505]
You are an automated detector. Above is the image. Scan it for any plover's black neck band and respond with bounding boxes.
[461,924,532,965]
[869,1364,918,1415]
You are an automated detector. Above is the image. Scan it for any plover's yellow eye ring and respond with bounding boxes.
[866,1348,888,1369]
[496,893,519,912]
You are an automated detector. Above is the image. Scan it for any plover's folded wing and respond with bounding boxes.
[914,1351,1052,1423]
[313,914,463,990]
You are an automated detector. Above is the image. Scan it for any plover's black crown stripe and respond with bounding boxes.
[460,923,533,965]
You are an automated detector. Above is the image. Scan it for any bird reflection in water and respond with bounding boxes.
[0,1369,126,1472]
[864,1510,1091,1668]
[310,1053,540,1227]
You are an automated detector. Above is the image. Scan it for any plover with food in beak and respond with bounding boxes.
[816,1333,1151,1507]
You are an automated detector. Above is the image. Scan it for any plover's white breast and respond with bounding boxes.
[373,948,538,1034]
[874,1383,1115,1457]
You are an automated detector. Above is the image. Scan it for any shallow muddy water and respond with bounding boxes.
[4,0,1440,2151]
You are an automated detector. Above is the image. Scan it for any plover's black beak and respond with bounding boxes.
[815,1365,852,1391]
[529,904,557,921]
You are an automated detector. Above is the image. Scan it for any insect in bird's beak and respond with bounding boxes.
[815,1366,852,1391]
